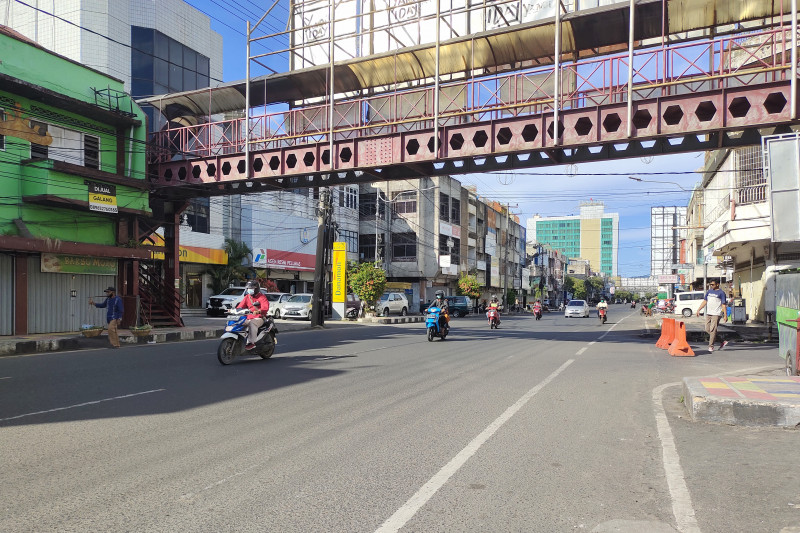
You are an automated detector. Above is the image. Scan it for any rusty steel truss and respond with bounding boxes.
[149,17,800,199]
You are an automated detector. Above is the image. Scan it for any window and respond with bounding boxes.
[439,192,449,221]
[392,191,417,215]
[439,235,460,265]
[359,234,385,262]
[338,229,358,253]
[339,186,357,209]
[359,192,385,219]
[451,198,460,224]
[84,135,100,169]
[185,198,210,234]
[30,121,48,159]
[392,232,416,261]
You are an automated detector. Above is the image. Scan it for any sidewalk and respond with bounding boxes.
[0,314,427,357]
[644,313,800,427]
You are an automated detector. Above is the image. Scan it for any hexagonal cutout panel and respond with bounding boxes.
[695,101,717,122]
[663,105,684,126]
[521,124,538,142]
[427,136,436,153]
[303,152,315,167]
[728,97,751,118]
[406,139,420,155]
[177,167,187,180]
[602,114,622,133]
[321,150,330,165]
[496,127,513,145]
[164,168,173,181]
[286,154,298,168]
[632,110,652,129]
[191,165,202,179]
[340,147,353,162]
[268,156,280,170]
[547,121,565,139]
[207,163,217,176]
[764,92,788,114]
[473,130,489,148]
[575,117,593,136]
[252,158,264,172]
[236,160,246,174]
[449,133,464,150]
[221,161,232,175]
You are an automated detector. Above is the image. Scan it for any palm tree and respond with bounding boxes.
[204,239,253,294]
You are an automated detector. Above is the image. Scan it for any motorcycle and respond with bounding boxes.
[598,307,608,324]
[534,307,542,320]
[631,302,636,309]
[487,306,501,329]
[345,306,358,319]
[425,305,449,341]
[217,311,278,365]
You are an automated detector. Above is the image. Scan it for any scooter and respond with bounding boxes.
[345,307,358,319]
[598,307,608,324]
[425,305,449,341]
[217,311,278,365]
[487,306,501,329]
[534,308,542,320]
[631,302,636,309]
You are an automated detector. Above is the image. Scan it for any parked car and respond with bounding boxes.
[377,292,410,316]
[282,293,314,320]
[564,299,590,318]
[445,295,471,317]
[264,292,292,318]
[206,286,247,316]
[673,291,706,317]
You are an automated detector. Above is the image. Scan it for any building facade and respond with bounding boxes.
[0,27,151,334]
[527,201,619,277]
[651,206,687,277]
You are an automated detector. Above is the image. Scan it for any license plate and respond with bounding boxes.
[427,314,437,320]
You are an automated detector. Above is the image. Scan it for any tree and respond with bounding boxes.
[204,238,253,295]
[347,262,387,311]
[457,274,481,299]
[565,276,586,299]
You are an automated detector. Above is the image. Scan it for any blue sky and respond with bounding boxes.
[184,0,704,277]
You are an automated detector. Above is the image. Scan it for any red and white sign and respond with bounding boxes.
[254,248,316,271]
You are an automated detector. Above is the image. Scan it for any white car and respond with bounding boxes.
[564,299,590,318]
[377,292,410,316]
[282,293,313,320]
[264,292,292,319]
[206,286,247,316]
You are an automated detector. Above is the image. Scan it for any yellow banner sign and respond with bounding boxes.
[147,232,228,265]
[332,241,346,303]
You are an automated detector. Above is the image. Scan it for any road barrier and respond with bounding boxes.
[668,321,696,357]
[656,318,676,349]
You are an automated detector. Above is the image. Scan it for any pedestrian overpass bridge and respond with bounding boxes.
[143,0,800,200]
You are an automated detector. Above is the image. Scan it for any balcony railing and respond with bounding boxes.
[735,184,767,206]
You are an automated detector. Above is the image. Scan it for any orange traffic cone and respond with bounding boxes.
[656,318,676,349]
[668,321,695,356]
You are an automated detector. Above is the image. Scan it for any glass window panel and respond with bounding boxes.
[154,31,169,60]
[183,48,197,73]
[131,26,154,55]
[131,78,154,98]
[169,63,182,91]
[198,55,210,76]
[197,74,209,88]
[131,51,152,80]
[169,38,182,64]
[183,68,197,91]
[154,58,169,86]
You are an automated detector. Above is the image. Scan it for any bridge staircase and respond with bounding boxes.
[138,260,184,328]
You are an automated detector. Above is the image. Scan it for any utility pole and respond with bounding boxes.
[311,188,331,327]
[502,203,509,309]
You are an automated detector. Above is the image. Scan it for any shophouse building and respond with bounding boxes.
[527,201,619,277]
[526,243,568,306]
[2,0,229,315]
[0,27,151,334]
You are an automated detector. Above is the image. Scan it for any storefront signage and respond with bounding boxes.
[147,233,227,265]
[253,248,316,271]
[41,253,117,275]
[332,242,346,303]
[87,181,117,214]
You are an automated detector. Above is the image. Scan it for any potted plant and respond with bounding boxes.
[80,324,104,338]
[130,324,152,337]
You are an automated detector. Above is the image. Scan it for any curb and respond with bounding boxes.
[357,316,427,325]
[683,377,800,427]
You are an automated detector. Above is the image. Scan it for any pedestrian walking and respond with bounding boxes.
[696,280,729,352]
[89,287,124,348]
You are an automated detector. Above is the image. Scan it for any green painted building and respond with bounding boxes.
[0,26,153,335]
[527,201,619,277]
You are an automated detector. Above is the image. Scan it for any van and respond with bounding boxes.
[445,295,471,317]
[674,291,706,317]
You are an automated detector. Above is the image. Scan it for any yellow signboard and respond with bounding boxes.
[147,232,228,265]
[332,241,346,303]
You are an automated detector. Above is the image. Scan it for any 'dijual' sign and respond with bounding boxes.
[86,181,118,214]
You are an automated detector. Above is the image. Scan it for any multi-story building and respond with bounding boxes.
[527,201,619,277]
[0,27,151,334]
[527,243,568,305]
[651,206,687,277]
[2,0,228,315]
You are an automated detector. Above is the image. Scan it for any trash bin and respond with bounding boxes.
[731,298,747,324]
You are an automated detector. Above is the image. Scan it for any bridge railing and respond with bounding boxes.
[150,27,793,163]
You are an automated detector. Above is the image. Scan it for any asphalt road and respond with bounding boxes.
[1,309,797,532]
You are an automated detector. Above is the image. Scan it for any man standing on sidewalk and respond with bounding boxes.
[89,287,124,349]
[696,280,728,352]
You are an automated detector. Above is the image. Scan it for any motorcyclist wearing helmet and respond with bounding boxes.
[488,294,500,310]
[532,299,542,314]
[430,290,450,331]
[236,280,270,350]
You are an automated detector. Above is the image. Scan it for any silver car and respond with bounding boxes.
[264,292,292,319]
[564,299,590,318]
[206,287,247,316]
[377,292,410,316]
[282,293,313,320]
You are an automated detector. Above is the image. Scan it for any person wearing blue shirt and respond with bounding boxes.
[696,280,728,352]
[89,286,124,348]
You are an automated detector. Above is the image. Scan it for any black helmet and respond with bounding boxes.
[435,290,445,299]
[245,280,260,293]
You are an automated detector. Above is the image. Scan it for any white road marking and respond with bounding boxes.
[575,347,587,355]
[375,359,575,533]
[0,389,166,423]
[0,376,11,380]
